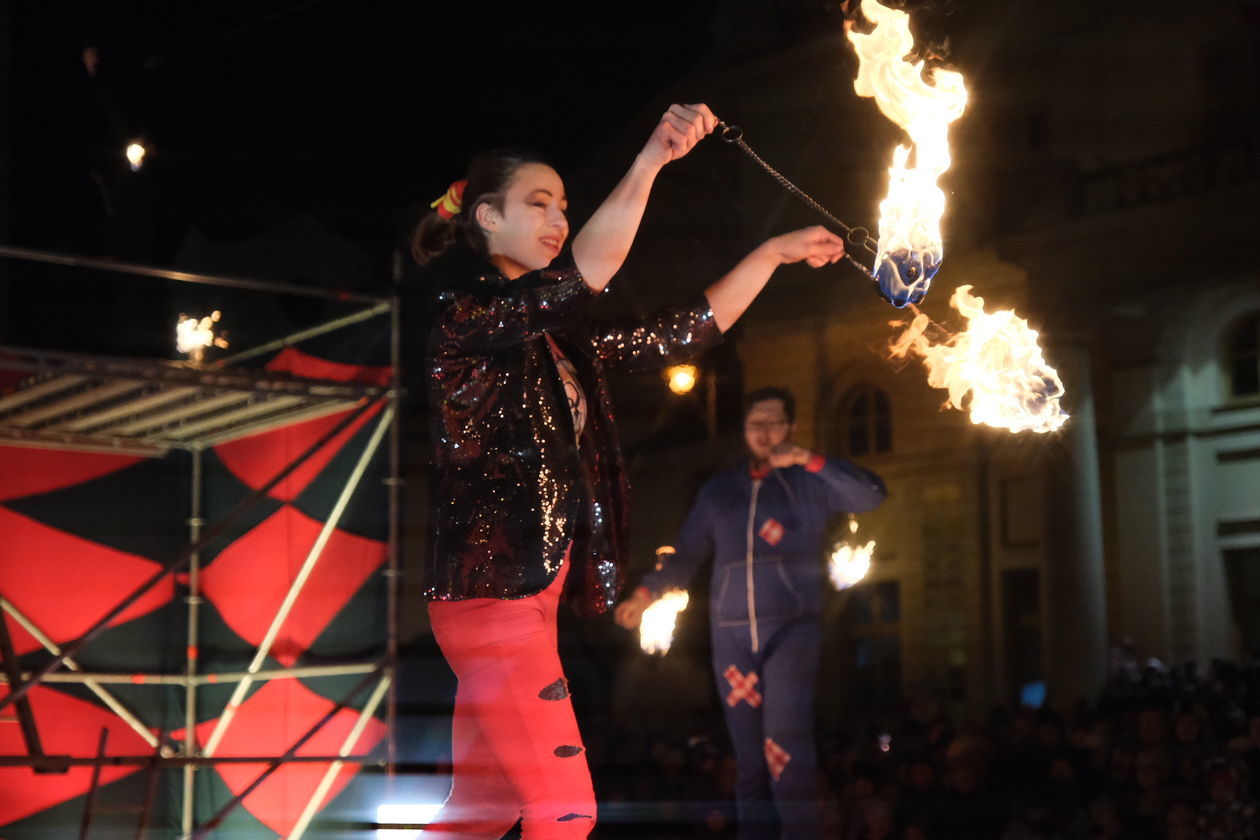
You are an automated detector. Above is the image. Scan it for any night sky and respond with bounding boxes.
[11,1,1249,389]
[7,0,743,252]
[5,0,906,355]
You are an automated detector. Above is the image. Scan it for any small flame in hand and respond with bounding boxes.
[830,516,875,591]
[640,590,689,655]
[890,286,1068,433]
[847,0,968,307]
[176,310,229,363]
[126,141,147,172]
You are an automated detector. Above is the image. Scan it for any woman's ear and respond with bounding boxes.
[474,201,498,231]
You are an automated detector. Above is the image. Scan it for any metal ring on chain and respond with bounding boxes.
[715,121,878,271]
[848,227,878,254]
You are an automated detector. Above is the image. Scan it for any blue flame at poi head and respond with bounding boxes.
[875,248,941,308]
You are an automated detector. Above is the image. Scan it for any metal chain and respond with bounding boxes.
[717,121,879,276]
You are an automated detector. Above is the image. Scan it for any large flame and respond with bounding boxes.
[890,285,1068,433]
[639,590,689,655]
[847,0,968,307]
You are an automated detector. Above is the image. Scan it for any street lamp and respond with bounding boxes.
[665,364,698,395]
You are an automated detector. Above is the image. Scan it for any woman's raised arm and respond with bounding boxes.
[570,103,717,292]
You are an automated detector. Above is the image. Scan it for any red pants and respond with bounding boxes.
[425,560,596,839]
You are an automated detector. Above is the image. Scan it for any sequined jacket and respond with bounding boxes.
[423,246,720,617]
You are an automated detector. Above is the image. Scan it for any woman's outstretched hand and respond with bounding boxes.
[762,225,847,267]
[638,103,718,169]
[704,226,848,332]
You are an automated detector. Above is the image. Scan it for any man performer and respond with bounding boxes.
[616,386,886,839]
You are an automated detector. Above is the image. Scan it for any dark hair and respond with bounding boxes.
[743,386,796,423]
[411,148,550,266]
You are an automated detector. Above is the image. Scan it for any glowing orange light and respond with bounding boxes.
[176,310,229,363]
[666,364,698,395]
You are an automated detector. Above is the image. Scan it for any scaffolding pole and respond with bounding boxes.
[1,663,381,686]
[181,447,203,837]
[0,754,383,770]
[386,293,403,794]
[0,243,388,305]
[214,301,393,367]
[78,729,109,840]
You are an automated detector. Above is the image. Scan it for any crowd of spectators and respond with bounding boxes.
[584,648,1260,838]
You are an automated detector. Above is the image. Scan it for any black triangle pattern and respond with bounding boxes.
[290,410,390,542]
[197,447,286,566]
[297,570,387,670]
[4,451,191,562]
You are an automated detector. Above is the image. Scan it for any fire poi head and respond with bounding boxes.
[640,589,690,655]
[830,514,875,591]
[847,0,969,308]
[890,286,1069,434]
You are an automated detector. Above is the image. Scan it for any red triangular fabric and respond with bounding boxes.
[0,507,175,656]
[185,679,386,837]
[198,506,384,666]
[0,685,154,825]
[0,446,142,502]
[212,403,383,503]
[264,346,391,387]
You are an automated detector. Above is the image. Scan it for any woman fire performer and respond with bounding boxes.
[412,103,846,838]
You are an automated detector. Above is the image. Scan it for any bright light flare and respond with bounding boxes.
[176,310,228,363]
[829,517,875,591]
[125,141,147,172]
[890,285,1069,433]
[847,0,968,307]
[640,590,689,655]
[376,803,441,839]
[666,364,698,395]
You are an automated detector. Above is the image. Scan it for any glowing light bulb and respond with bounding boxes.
[666,364,698,395]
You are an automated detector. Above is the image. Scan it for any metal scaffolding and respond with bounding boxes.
[0,244,402,839]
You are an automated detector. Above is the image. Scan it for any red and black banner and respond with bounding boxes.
[1,317,393,838]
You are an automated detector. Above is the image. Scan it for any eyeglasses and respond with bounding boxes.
[744,420,789,433]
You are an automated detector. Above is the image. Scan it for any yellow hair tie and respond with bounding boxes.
[430,179,467,219]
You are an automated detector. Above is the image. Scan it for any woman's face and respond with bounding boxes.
[479,163,569,279]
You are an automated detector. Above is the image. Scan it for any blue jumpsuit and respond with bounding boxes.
[639,456,886,839]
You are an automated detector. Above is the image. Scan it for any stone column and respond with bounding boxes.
[1043,342,1109,707]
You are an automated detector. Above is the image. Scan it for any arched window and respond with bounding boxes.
[1226,312,1260,399]
[841,385,892,457]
